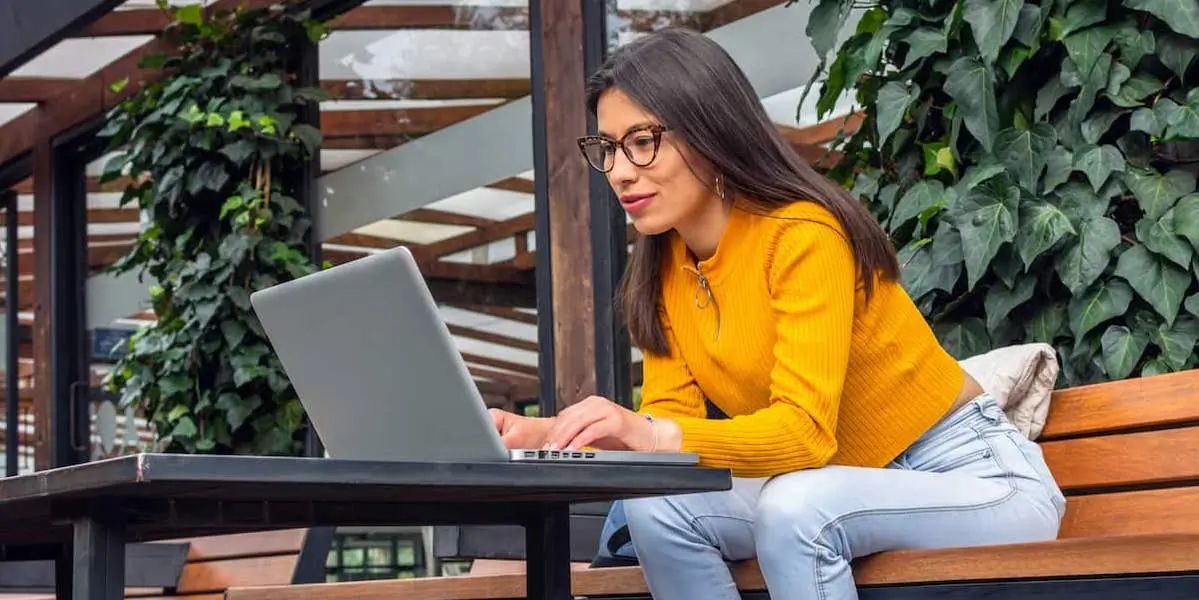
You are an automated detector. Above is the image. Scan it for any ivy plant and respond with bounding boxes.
[98,0,330,454]
[800,0,1199,386]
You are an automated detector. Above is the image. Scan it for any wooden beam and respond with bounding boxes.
[533,0,596,413]
[411,212,534,262]
[0,0,275,168]
[702,0,786,30]
[323,79,530,101]
[321,105,498,139]
[0,78,78,103]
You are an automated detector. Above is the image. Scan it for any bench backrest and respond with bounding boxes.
[154,528,330,598]
[1039,369,1199,538]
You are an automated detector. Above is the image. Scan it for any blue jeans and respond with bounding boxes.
[623,394,1067,600]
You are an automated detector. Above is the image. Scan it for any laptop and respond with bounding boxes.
[249,245,699,466]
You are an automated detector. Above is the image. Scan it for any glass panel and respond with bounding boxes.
[317,0,538,413]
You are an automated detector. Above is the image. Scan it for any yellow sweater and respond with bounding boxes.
[638,201,965,478]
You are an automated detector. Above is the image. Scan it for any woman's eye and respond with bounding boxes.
[630,136,654,147]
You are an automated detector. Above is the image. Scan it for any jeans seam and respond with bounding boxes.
[811,433,1018,600]
[686,513,755,553]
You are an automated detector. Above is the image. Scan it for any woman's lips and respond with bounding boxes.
[620,193,655,215]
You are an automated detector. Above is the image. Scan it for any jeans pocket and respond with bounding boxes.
[1004,431,1067,516]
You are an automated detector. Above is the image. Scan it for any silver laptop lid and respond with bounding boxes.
[249,246,510,463]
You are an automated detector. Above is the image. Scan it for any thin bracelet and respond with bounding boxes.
[644,414,658,452]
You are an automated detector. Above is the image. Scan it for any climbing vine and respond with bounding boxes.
[801,0,1199,386]
[99,0,329,454]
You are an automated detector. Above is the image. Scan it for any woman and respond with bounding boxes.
[489,28,1066,600]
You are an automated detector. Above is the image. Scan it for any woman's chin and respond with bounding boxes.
[631,215,672,237]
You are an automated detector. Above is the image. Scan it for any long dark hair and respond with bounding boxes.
[586,28,898,357]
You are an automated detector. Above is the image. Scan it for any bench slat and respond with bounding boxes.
[849,533,1199,586]
[1042,426,1199,492]
[174,555,300,594]
[1060,486,1199,538]
[225,533,1199,600]
[1041,370,1199,440]
[159,529,308,562]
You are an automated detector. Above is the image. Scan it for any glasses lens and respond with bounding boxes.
[580,140,614,171]
[623,131,659,166]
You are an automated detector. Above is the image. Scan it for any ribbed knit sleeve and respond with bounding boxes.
[637,313,707,420]
[669,220,854,477]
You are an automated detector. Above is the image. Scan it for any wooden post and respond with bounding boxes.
[31,138,53,471]
[530,0,597,415]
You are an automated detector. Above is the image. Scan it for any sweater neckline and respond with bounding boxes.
[674,204,753,286]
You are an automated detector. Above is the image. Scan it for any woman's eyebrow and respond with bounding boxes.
[598,121,656,139]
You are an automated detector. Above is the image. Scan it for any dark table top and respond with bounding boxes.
[0,453,731,548]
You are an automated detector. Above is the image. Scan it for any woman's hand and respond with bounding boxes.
[489,409,552,449]
[542,395,675,452]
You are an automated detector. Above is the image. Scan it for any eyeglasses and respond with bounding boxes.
[576,125,669,173]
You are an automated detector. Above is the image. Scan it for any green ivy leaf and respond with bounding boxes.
[1036,77,1072,121]
[994,124,1057,192]
[964,0,1025,65]
[170,417,198,439]
[899,226,963,300]
[985,275,1037,332]
[807,0,851,60]
[1135,209,1194,268]
[1063,24,1118,75]
[945,56,1000,152]
[1100,324,1150,379]
[935,317,991,359]
[1152,316,1199,369]
[1126,168,1196,221]
[1043,146,1075,193]
[1130,107,1164,136]
[1056,215,1121,294]
[1115,244,1191,324]
[173,4,204,26]
[221,318,248,348]
[1156,32,1198,80]
[1174,194,1199,250]
[948,178,1020,288]
[877,82,919,149]
[892,180,954,230]
[954,161,1007,196]
[1123,0,1199,38]
[1141,357,1172,376]
[1026,302,1066,343]
[1073,144,1127,192]
[1155,97,1199,139]
[1115,25,1156,67]
[290,123,324,155]
[219,140,258,166]
[1107,74,1164,107]
[1061,0,1108,37]
[1068,278,1134,339]
[902,28,949,67]
[1185,292,1199,317]
[1016,201,1076,268]
[1081,109,1126,144]
[161,374,192,399]
[217,393,262,431]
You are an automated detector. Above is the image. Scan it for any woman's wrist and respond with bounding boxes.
[641,414,683,452]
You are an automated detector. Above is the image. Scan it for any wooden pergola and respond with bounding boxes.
[0,0,857,473]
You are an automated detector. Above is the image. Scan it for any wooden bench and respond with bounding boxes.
[0,528,331,600]
[226,370,1199,600]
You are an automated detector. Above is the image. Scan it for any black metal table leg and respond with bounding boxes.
[66,511,126,600]
[526,503,573,600]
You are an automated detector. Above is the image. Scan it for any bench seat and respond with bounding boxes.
[0,528,330,600]
[226,369,1199,600]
